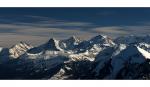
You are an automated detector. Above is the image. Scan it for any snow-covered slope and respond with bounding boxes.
[27,38,63,54]
[26,35,115,61]
[93,44,127,77]
[74,35,115,59]
[136,42,150,52]
[93,44,150,79]
[76,35,114,50]
[1,35,150,79]
[0,47,3,53]
[59,36,81,51]
[115,35,150,54]
[93,47,115,76]
[9,42,33,58]
[109,45,150,79]
[90,35,115,46]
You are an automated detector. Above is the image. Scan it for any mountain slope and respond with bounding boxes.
[27,38,63,54]
[1,35,150,79]
[9,42,33,58]
[109,45,150,79]
[59,36,81,51]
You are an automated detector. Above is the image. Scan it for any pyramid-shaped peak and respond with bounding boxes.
[47,38,58,46]
[47,38,59,45]
[48,38,57,42]
[45,38,62,51]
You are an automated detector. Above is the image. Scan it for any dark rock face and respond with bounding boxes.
[62,60,94,79]
[0,56,69,79]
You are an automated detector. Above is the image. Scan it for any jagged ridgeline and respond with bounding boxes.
[1,35,150,79]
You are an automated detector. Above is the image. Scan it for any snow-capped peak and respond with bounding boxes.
[69,36,79,41]
[111,45,150,68]
[90,35,107,42]
[90,35,115,46]
[65,36,80,45]
[9,42,33,58]
[59,36,81,51]
[44,38,63,51]
[109,45,150,79]
[2,34,150,79]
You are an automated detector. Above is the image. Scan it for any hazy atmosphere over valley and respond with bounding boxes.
[0,8,150,47]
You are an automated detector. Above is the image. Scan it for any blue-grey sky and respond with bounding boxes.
[0,8,150,47]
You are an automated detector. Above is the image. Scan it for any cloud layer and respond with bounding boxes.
[0,14,150,48]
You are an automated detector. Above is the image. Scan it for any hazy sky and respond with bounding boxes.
[0,8,150,47]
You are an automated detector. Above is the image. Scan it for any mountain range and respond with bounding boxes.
[1,35,150,79]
